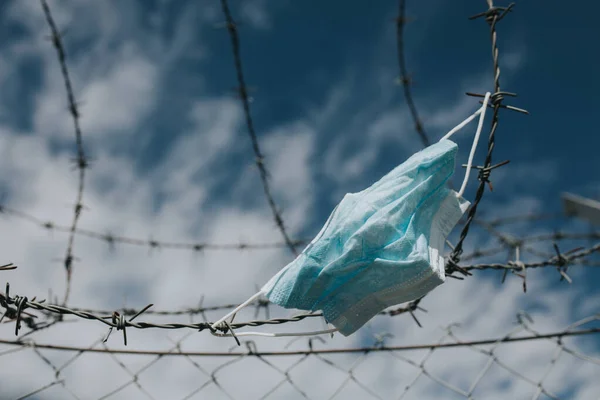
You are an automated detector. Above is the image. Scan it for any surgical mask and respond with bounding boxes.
[212,93,491,338]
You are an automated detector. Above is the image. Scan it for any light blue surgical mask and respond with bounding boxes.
[212,93,491,338]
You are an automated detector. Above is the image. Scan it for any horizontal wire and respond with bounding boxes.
[0,204,573,253]
[0,327,597,357]
[1,241,597,339]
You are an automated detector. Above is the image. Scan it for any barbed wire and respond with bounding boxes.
[40,0,89,307]
[0,202,576,255]
[462,242,600,272]
[1,231,597,335]
[2,1,600,399]
[218,0,298,257]
[396,0,430,148]
[447,1,524,278]
[2,189,599,338]
[1,239,598,343]
[0,203,310,252]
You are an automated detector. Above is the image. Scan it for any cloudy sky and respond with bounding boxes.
[0,0,599,399]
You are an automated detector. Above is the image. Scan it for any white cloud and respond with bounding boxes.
[77,48,158,137]
[262,122,316,231]
[240,0,272,30]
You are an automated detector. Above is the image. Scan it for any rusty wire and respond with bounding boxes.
[41,0,89,307]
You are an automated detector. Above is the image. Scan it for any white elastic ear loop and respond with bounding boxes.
[211,292,262,330]
[457,92,491,197]
[440,108,483,142]
[211,293,340,338]
[211,326,338,338]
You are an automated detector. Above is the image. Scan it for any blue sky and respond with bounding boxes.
[0,0,599,399]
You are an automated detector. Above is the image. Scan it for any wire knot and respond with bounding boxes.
[103,304,153,346]
[103,311,128,346]
[209,319,241,346]
[445,255,472,278]
[552,244,580,284]
[469,3,515,23]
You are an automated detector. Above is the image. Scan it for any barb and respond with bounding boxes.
[218,0,298,256]
[0,285,322,338]
[41,0,89,306]
[0,263,17,271]
[48,290,426,320]
[396,0,430,147]
[447,1,522,276]
[1,2,599,399]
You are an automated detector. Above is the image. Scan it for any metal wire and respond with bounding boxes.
[1,322,598,357]
[3,315,599,399]
[0,204,310,252]
[41,0,90,306]
[447,1,521,277]
[2,202,567,254]
[1,238,598,338]
[396,0,431,148]
[218,0,298,256]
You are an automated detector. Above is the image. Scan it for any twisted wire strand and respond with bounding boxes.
[218,0,298,256]
[396,0,430,148]
[0,204,310,251]
[41,0,89,306]
[0,326,598,357]
[462,242,600,271]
